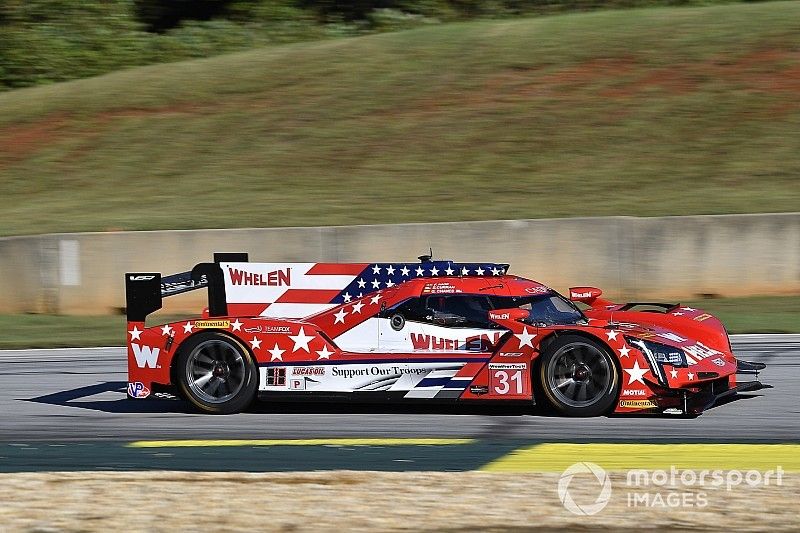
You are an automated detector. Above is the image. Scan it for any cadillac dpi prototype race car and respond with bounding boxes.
[125,253,765,416]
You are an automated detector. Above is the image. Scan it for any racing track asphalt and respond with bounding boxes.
[1,335,797,444]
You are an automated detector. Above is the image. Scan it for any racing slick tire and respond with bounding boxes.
[537,334,620,417]
[175,331,258,414]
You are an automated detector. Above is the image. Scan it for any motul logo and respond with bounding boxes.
[131,343,160,368]
[228,267,291,286]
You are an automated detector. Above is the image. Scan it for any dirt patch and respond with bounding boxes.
[0,113,70,165]
[0,471,797,532]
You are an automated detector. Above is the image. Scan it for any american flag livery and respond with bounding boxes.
[221,261,509,318]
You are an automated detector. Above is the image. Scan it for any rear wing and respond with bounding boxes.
[125,252,248,322]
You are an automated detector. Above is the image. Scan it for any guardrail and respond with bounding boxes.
[0,213,798,314]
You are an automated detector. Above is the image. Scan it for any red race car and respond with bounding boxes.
[125,253,765,416]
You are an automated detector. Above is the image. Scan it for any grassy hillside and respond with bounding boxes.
[1,2,799,236]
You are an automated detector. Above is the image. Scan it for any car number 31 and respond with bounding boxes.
[491,369,526,395]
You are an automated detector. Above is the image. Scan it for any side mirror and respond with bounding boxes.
[488,308,529,322]
[569,287,603,304]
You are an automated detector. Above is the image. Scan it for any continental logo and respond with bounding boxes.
[194,320,231,329]
[619,399,658,409]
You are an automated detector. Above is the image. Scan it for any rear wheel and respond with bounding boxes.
[538,335,619,417]
[175,332,257,414]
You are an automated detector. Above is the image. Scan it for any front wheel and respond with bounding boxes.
[175,332,257,414]
[538,334,620,417]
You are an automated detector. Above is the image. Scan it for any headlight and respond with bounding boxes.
[626,337,688,367]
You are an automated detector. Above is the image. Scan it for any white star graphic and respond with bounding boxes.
[444,265,454,276]
[386,265,395,275]
[400,266,410,277]
[687,372,695,381]
[371,279,381,289]
[415,266,424,276]
[461,267,470,275]
[372,265,382,275]
[670,368,678,379]
[334,308,348,324]
[343,292,352,303]
[430,266,439,276]
[268,343,284,361]
[249,337,262,350]
[289,327,314,353]
[619,346,631,358]
[681,307,696,312]
[357,278,366,289]
[160,324,173,336]
[490,267,500,275]
[515,326,536,348]
[606,330,619,341]
[624,360,649,385]
[230,319,242,332]
[129,326,142,341]
[386,280,395,287]
[370,294,381,305]
[352,301,365,314]
[357,292,363,298]
[475,266,486,276]
[317,346,334,360]
[182,322,194,334]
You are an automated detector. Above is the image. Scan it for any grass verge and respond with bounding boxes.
[0,296,797,349]
[1,2,799,236]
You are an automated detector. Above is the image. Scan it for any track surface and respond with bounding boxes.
[1,335,797,443]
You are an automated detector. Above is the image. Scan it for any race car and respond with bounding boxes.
[125,253,765,416]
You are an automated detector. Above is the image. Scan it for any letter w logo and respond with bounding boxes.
[132,343,160,368]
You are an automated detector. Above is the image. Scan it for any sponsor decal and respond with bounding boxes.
[127,381,151,398]
[619,399,658,409]
[228,267,291,287]
[683,341,723,364]
[622,389,647,397]
[489,362,527,370]
[293,367,325,376]
[410,333,495,351]
[712,358,726,367]
[332,365,430,379]
[499,352,523,357]
[570,290,593,299]
[489,312,510,320]
[526,286,550,295]
[470,385,489,395]
[289,378,305,390]
[247,325,292,334]
[694,314,713,322]
[194,319,230,329]
[421,282,461,294]
[129,275,156,281]
[131,344,160,369]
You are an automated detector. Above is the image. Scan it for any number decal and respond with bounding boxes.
[492,369,525,395]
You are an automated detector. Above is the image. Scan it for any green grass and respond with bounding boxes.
[0,296,797,348]
[0,2,798,236]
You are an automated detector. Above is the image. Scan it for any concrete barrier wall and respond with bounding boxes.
[0,213,798,315]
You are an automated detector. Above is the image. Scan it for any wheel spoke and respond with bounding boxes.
[194,372,214,389]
